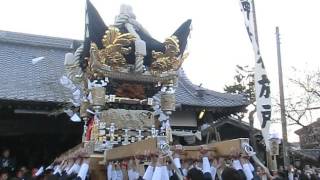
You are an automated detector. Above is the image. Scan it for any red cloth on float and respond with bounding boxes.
[86,118,94,141]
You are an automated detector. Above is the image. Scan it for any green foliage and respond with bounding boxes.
[224,65,255,103]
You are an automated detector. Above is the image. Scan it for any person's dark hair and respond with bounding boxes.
[221,167,245,180]
[170,168,186,180]
[0,167,11,177]
[299,173,309,180]
[170,173,180,180]
[44,169,53,175]
[203,172,213,180]
[237,170,247,180]
[310,174,318,180]
[46,174,59,180]
[187,168,204,180]
[0,169,9,175]
[1,148,10,156]
[1,147,9,152]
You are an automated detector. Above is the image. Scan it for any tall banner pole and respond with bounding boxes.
[251,0,259,48]
[239,0,272,154]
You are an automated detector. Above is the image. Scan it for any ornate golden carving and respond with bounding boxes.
[101,109,155,129]
[115,83,145,99]
[87,28,186,75]
[161,94,176,111]
[90,26,135,70]
[151,36,188,74]
[91,87,106,107]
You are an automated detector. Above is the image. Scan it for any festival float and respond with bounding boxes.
[56,1,268,179]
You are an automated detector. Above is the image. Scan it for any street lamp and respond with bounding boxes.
[198,109,206,120]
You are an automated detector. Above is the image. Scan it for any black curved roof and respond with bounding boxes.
[177,70,248,108]
[0,30,248,109]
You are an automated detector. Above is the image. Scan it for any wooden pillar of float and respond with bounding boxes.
[88,154,105,180]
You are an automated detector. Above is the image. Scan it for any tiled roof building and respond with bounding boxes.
[0,30,252,166]
[0,30,248,111]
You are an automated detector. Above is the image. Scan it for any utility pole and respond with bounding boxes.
[276,26,289,167]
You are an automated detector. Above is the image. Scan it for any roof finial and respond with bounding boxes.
[196,83,205,97]
[114,4,147,73]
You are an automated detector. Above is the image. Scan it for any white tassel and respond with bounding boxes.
[35,166,44,176]
[31,57,45,64]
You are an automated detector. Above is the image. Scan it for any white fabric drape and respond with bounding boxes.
[239,0,272,151]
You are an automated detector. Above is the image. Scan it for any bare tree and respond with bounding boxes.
[281,68,320,127]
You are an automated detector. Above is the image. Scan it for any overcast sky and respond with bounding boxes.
[1,0,320,142]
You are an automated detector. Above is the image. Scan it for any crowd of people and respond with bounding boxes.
[104,145,320,180]
[0,146,319,180]
[0,148,89,180]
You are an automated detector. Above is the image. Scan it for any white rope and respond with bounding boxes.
[242,143,271,177]
[158,141,183,180]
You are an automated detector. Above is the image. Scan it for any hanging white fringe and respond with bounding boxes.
[60,75,81,107]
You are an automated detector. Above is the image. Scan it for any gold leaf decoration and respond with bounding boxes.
[151,36,186,74]
[91,26,135,70]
